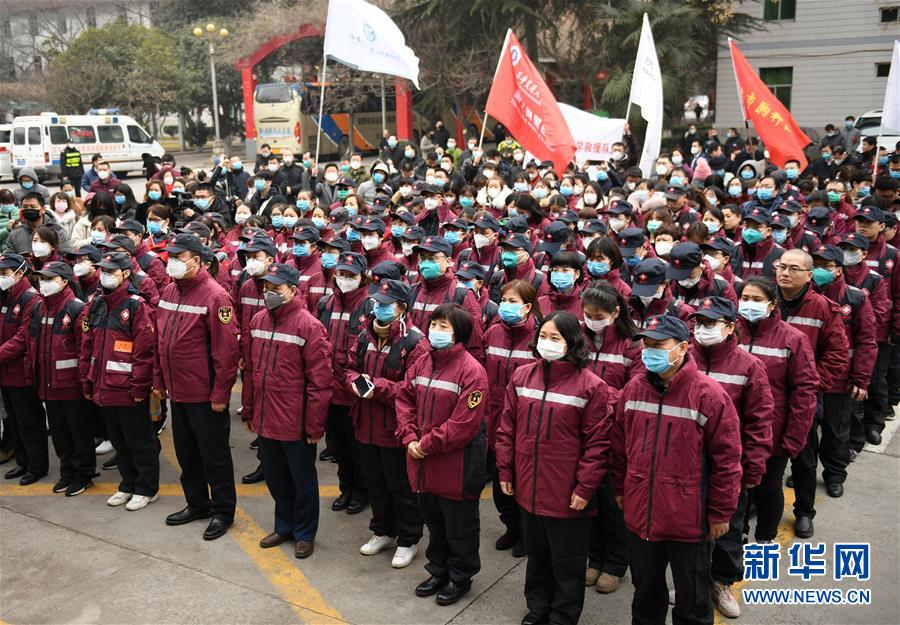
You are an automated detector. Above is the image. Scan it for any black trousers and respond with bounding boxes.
[418,492,480,585]
[587,477,629,576]
[863,342,892,431]
[628,532,714,625]
[849,400,867,454]
[522,509,591,625]
[711,489,748,584]
[751,455,790,542]
[327,404,367,501]
[171,401,236,521]
[46,399,96,482]
[259,437,319,542]
[1,385,48,475]
[103,402,160,496]
[489,450,519,533]
[358,442,422,547]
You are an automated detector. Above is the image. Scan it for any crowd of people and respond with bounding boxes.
[1,116,898,625]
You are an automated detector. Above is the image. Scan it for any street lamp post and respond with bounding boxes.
[193,23,229,153]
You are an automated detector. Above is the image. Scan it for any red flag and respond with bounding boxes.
[730,39,811,169]
[485,30,575,170]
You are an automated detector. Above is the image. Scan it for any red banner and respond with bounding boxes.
[730,39,812,169]
[485,30,575,170]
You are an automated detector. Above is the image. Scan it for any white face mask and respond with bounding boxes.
[703,220,721,234]
[335,275,361,293]
[98,170,110,180]
[842,250,863,266]
[536,339,567,362]
[703,254,722,272]
[694,324,727,347]
[166,258,189,279]
[267,164,278,173]
[401,242,416,257]
[400,186,412,197]
[473,233,491,249]
[361,235,380,251]
[282,156,293,164]
[235,213,250,224]
[0,275,16,291]
[99,271,121,290]
[39,279,62,297]
[639,293,659,307]
[608,217,627,232]
[583,193,598,205]
[655,164,669,176]
[31,241,51,258]
[73,261,91,277]
[678,274,701,288]
[584,317,612,333]
[487,187,501,199]
[424,197,440,210]
[325,172,338,183]
[654,241,674,257]
[163,176,174,185]
[245,258,268,277]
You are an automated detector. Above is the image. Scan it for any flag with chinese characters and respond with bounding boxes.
[730,39,812,169]
[485,30,575,170]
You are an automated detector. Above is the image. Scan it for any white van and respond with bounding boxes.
[10,111,164,181]
[0,124,11,181]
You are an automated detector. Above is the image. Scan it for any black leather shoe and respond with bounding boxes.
[249,437,259,450]
[346,499,368,515]
[436,580,471,606]
[415,575,449,598]
[319,448,334,462]
[242,466,264,484]
[166,506,212,526]
[331,492,351,511]
[826,482,844,498]
[521,611,549,625]
[795,516,814,538]
[495,528,518,551]
[19,472,45,486]
[512,538,527,558]
[53,477,72,493]
[203,518,233,541]
[102,457,118,470]
[4,465,26,480]
[865,429,882,446]
[785,474,794,488]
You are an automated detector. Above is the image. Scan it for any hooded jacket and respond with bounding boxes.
[13,167,51,203]
[4,208,72,255]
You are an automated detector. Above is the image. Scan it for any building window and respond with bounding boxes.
[764,0,796,21]
[32,55,42,72]
[28,14,39,36]
[876,63,891,78]
[759,66,793,110]
[86,7,97,28]
[881,7,900,22]
[1,19,11,38]
[57,15,67,34]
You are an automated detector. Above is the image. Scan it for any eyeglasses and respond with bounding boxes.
[775,264,811,274]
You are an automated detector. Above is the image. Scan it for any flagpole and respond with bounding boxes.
[479,28,513,150]
[727,38,752,143]
[380,75,387,134]
[315,55,328,166]
[873,135,882,184]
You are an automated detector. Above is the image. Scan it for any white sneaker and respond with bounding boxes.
[359,534,396,556]
[668,588,676,605]
[95,440,114,455]
[391,544,418,568]
[107,490,132,507]
[713,581,741,618]
[125,494,159,511]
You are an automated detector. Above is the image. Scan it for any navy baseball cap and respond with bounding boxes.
[774,200,803,214]
[239,226,268,241]
[811,244,844,266]
[499,232,532,252]
[337,177,356,188]
[356,216,386,234]
[580,219,608,236]
[743,207,771,225]
[335,251,368,275]
[0,253,27,271]
[474,214,501,231]
[390,211,416,227]
[97,234,136,254]
[165,233,207,256]
[371,279,412,305]
[177,221,212,239]
[607,199,634,216]
[370,260,406,285]
[317,237,351,253]
[617,227,647,256]
[666,242,703,280]
[442,217,469,231]
[66,244,102,262]
[854,205,884,222]
[631,258,667,297]
[244,236,278,258]
[538,221,570,254]
[506,215,529,233]
[414,236,453,257]
[701,237,737,257]
[805,207,831,235]
[770,213,790,230]
[635,314,690,342]
[34,261,74,281]
[95,252,132,271]
[690,296,737,322]
[555,210,579,225]
[419,183,444,197]
[329,208,350,225]
[838,232,869,251]
[113,218,145,235]
[664,184,686,200]
[261,263,300,286]
[399,225,426,242]
[455,260,486,281]
[292,226,320,243]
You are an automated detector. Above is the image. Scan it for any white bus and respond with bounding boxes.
[10,111,164,180]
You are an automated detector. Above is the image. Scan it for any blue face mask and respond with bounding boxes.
[642,345,679,374]
[669,176,683,186]
[740,170,754,180]
[772,229,787,244]
[194,197,210,211]
[514,183,529,192]
[148,190,162,201]
[742,228,764,245]
[588,260,610,277]
[596,170,609,182]
[1,204,14,214]
[890,170,900,179]
[428,329,453,349]
[443,231,461,245]
[283,217,297,229]
[388,139,398,148]
[738,300,769,323]
[647,219,662,233]
[785,168,798,180]
[560,187,573,197]
[232,161,243,170]
[115,195,126,205]
[373,301,397,323]
[347,228,360,242]
[320,252,337,268]
[812,267,835,287]
[293,243,309,257]
[624,255,641,267]
[728,186,742,197]
[21,181,34,190]
[419,259,441,280]
[500,250,519,268]
[714,169,726,177]
[498,301,524,324]
[312,217,325,229]
[345,205,358,217]
[91,230,105,244]
[756,188,773,201]
[747,188,757,196]
[254,179,266,191]
[296,199,310,213]
[858,187,871,198]
[550,271,575,290]
[147,221,163,236]
[459,197,474,209]
[879,155,889,165]
[373,173,385,184]
[271,215,284,229]
[391,224,406,238]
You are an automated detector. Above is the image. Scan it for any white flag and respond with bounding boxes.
[323,0,420,89]
[881,40,900,133]
[628,14,663,177]
[558,104,626,163]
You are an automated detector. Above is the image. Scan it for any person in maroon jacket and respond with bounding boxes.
[736,277,819,543]
[482,279,542,559]
[735,207,784,279]
[287,226,329,314]
[496,311,613,625]
[242,263,334,560]
[27,262,94,496]
[154,234,240,541]
[810,244,877,498]
[396,304,488,606]
[455,261,500,330]
[357,216,395,271]
[584,236,632,299]
[667,242,738,307]
[537,252,585,319]
[488,233,550,303]
[775,248,850,538]
[456,213,502,278]
[67,244,102,300]
[689,297,774,619]
[318,251,373,515]
[96,236,161,308]
[81,252,159,510]
[113,219,168,294]
[0,254,46,485]
[347,280,428,569]
[627,258,695,326]
[611,315,742,625]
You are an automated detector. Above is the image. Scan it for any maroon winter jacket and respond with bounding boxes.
[865,235,900,338]
[778,285,850,392]
[611,357,743,542]
[843,260,890,343]
[738,311,819,458]
[395,342,488,501]
[459,240,501,277]
[286,253,330,314]
[243,295,334,441]
[318,283,372,406]
[538,285,584,319]
[488,259,550,303]
[26,288,87,401]
[670,263,738,307]
[409,270,485,361]
[134,240,168,294]
[737,237,784,279]
[347,316,429,448]
[628,287,695,326]
[0,277,39,387]
[481,315,538,448]
[583,323,643,392]
[154,267,239,405]
[816,276,877,393]
[365,242,395,271]
[594,270,632,299]
[80,283,155,406]
[690,336,774,488]
[130,265,160,308]
[496,359,613,518]
[237,276,266,366]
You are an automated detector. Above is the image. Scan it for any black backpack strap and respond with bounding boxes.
[483,300,499,327]
[451,286,469,306]
[317,294,335,327]
[531,272,544,291]
[28,298,43,337]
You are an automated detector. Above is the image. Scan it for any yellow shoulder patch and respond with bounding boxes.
[217,306,233,324]
[81,315,90,333]
[467,390,483,409]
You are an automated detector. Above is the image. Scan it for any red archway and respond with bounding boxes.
[234,24,415,149]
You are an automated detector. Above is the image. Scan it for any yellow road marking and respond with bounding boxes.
[0,483,339,498]
[230,506,346,624]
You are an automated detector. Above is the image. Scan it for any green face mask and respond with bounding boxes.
[501,250,520,268]
[337,189,350,200]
